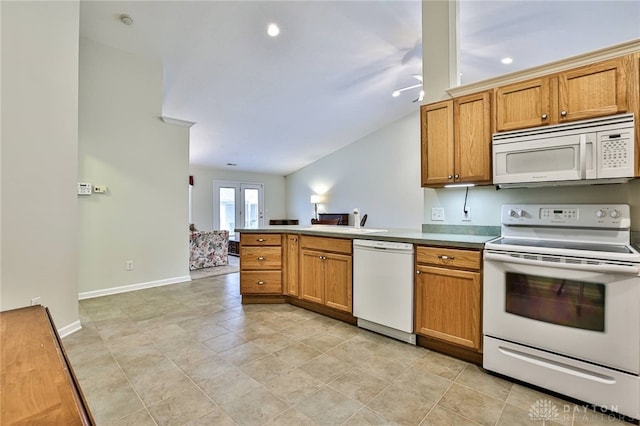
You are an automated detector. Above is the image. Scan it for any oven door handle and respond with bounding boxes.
[484,252,640,275]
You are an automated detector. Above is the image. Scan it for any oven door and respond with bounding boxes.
[483,252,640,374]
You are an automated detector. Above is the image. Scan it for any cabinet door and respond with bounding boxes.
[415,265,481,350]
[495,77,550,131]
[300,250,324,305]
[324,253,352,313]
[421,101,455,186]
[454,92,492,184]
[283,234,300,297]
[558,57,629,123]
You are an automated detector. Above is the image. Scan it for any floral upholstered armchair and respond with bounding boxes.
[189,230,229,270]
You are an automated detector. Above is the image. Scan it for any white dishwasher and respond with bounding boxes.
[353,239,416,344]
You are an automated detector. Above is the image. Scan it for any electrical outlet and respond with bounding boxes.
[31,297,41,306]
[431,207,445,221]
[126,260,134,271]
[462,209,471,222]
[93,185,107,193]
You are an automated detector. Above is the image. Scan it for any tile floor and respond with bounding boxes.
[63,271,633,426]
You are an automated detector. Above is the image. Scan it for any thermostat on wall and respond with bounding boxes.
[77,183,92,195]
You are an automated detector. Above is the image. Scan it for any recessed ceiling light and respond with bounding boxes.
[267,23,280,37]
[501,57,513,65]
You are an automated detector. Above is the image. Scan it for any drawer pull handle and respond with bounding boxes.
[257,281,265,285]
[257,238,266,242]
[319,256,327,260]
[257,256,265,261]
[438,255,454,260]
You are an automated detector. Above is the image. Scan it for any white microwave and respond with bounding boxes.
[493,114,635,188]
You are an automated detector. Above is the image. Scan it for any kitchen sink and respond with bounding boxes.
[300,226,387,234]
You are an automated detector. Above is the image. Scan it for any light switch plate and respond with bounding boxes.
[431,207,445,221]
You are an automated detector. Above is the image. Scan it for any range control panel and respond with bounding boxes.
[501,204,630,228]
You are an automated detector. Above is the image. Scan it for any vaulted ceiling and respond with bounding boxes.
[79,1,640,175]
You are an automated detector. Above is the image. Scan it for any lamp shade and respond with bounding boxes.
[310,195,322,204]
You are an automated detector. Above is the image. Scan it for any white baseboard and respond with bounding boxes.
[58,320,82,338]
[78,275,192,300]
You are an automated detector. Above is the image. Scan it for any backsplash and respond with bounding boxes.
[424,179,640,230]
[422,224,500,236]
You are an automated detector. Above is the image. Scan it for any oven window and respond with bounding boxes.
[505,272,605,332]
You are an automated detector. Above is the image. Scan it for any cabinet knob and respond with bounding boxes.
[416,270,421,275]
[437,255,455,260]
[257,280,265,285]
[447,175,453,180]
[454,174,459,180]
[257,256,265,261]
[257,238,265,242]
[561,110,567,117]
[541,114,548,119]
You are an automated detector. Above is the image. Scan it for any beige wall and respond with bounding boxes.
[189,167,286,231]
[1,1,80,332]
[78,38,190,297]
[285,112,423,229]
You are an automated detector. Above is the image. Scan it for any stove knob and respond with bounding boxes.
[508,209,517,217]
[595,209,607,218]
[515,208,525,217]
[610,209,620,218]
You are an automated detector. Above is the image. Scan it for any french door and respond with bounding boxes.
[213,181,264,237]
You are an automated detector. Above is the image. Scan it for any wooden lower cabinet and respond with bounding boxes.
[283,234,300,297]
[299,236,353,313]
[414,246,482,353]
[240,233,283,296]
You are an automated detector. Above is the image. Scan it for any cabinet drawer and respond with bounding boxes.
[416,246,481,270]
[240,247,282,270]
[240,233,282,246]
[241,271,282,294]
[300,235,352,254]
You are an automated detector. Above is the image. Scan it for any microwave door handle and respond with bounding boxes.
[579,134,587,179]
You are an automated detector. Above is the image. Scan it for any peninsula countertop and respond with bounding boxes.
[234,225,498,250]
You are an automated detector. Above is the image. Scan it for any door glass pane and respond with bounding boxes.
[219,187,235,232]
[243,188,259,228]
[505,272,605,332]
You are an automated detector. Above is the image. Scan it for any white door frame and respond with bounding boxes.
[213,180,264,234]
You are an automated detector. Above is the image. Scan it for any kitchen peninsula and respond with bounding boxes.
[236,225,498,364]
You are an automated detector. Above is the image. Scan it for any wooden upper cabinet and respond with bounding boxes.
[557,57,629,123]
[495,55,634,132]
[421,101,454,186]
[454,92,492,185]
[495,77,550,131]
[421,92,492,187]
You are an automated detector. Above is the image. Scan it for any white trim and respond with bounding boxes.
[159,116,196,128]
[447,38,640,97]
[78,275,191,300]
[58,320,82,338]
[449,0,460,88]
